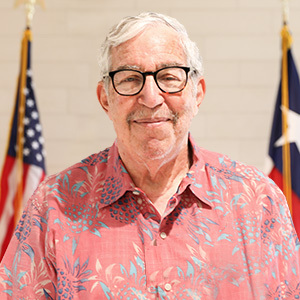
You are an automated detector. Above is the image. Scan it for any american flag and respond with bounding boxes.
[0,28,46,260]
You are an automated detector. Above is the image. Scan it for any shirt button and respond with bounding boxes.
[164,283,172,291]
[137,198,143,205]
[160,232,167,239]
[132,190,140,195]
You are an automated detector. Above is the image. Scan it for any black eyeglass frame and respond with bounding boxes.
[107,66,191,96]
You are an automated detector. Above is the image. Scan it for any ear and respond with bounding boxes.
[195,77,206,108]
[96,81,109,114]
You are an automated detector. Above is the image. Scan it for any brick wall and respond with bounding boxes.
[1,0,300,175]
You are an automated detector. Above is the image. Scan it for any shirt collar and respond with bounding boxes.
[96,135,227,210]
[177,135,214,208]
[94,141,139,209]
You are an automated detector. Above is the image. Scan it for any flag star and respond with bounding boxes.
[31,111,39,119]
[32,141,39,150]
[275,106,300,152]
[23,148,30,156]
[42,149,47,157]
[36,124,42,132]
[23,87,29,95]
[27,99,34,107]
[39,136,44,144]
[27,69,33,77]
[24,117,30,125]
[27,129,35,138]
[36,153,43,162]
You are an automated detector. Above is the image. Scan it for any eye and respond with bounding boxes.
[160,74,180,81]
[157,68,184,83]
[122,75,141,83]
[114,71,143,86]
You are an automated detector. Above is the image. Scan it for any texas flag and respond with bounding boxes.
[266,25,300,236]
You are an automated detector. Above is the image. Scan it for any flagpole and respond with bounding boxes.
[280,0,293,214]
[13,0,45,224]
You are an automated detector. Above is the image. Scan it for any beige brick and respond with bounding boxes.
[202,87,276,114]
[172,10,272,36]
[204,61,240,87]
[48,0,135,10]
[238,0,300,9]
[0,10,25,35]
[0,62,19,88]
[31,11,68,36]
[68,89,102,115]
[0,37,22,61]
[240,62,279,87]
[0,89,16,114]
[42,114,114,141]
[34,63,90,88]
[46,137,115,175]
[197,112,270,139]
[168,0,238,9]
[66,10,136,36]
[33,36,96,62]
[190,113,207,139]
[239,139,271,170]
[37,88,68,114]
[205,36,279,61]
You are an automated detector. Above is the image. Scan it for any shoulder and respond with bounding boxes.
[46,146,111,184]
[30,146,113,210]
[195,145,283,200]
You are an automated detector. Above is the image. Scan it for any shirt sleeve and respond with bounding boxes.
[0,179,56,300]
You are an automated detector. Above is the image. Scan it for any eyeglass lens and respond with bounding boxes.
[112,67,187,95]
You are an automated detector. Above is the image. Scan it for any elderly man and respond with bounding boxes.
[0,12,299,300]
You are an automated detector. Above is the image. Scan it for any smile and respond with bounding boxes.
[133,118,171,126]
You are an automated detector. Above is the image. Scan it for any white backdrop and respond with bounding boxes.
[1,0,300,175]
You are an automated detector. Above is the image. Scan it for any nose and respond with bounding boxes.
[137,75,164,108]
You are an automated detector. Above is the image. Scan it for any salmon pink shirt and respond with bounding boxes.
[1,137,299,299]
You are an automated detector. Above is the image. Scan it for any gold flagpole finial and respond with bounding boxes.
[281,0,290,25]
[14,0,45,28]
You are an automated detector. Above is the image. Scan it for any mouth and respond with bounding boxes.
[133,117,171,125]
[132,117,172,128]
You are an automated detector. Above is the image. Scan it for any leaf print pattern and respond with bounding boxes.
[0,138,299,299]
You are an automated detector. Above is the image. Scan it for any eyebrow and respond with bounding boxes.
[112,62,186,72]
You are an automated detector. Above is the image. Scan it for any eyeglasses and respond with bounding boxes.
[107,66,190,96]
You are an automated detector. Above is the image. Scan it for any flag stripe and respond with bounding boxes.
[0,157,18,254]
[269,166,300,230]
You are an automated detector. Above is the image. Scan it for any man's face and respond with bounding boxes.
[97,25,205,162]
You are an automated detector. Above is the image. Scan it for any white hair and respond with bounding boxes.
[98,12,203,90]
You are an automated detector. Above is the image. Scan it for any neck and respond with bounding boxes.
[118,140,191,216]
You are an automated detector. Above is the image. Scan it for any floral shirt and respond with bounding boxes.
[0,137,299,300]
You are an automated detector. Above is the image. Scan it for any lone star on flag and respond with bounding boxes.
[275,105,300,152]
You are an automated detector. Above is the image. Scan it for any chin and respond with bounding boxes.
[140,140,175,161]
